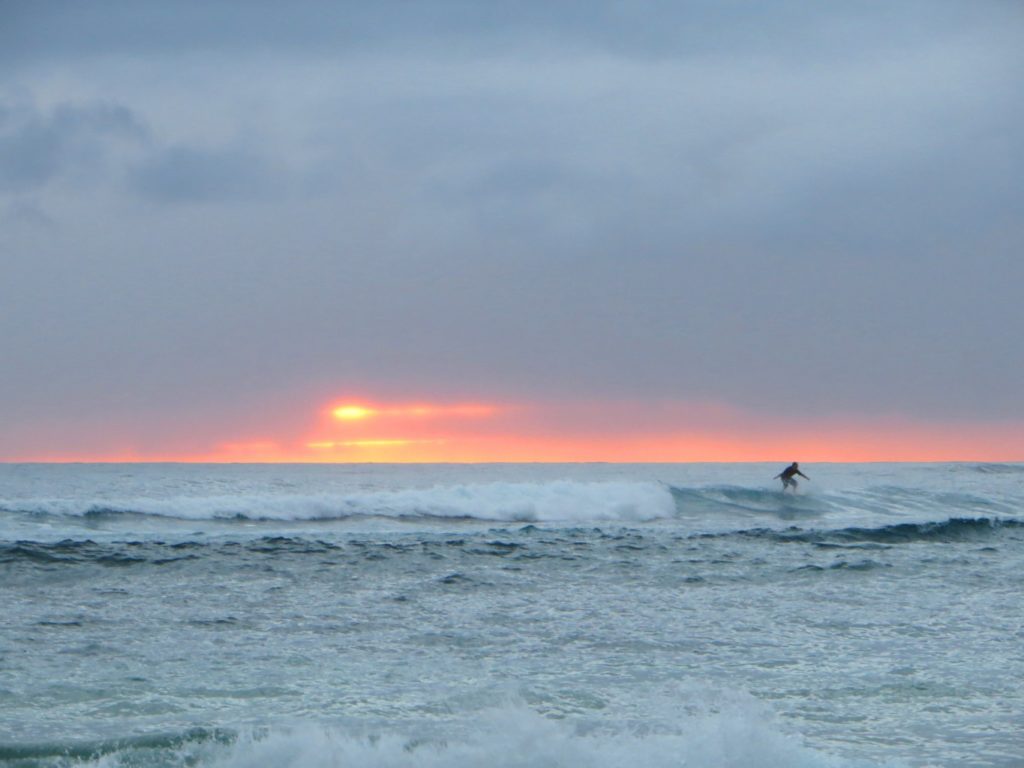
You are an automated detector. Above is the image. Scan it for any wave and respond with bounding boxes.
[4,515,1018,569]
[2,479,1019,530]
[966,463,1024,475]
[746,517,1023,546]
[0,481,677,524]
[0,699,884,768]
[669,485,834,519]
[0,538,211,567]
[0,727,230,764]
[672,483,1021,519]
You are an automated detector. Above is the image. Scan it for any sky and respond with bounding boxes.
[1,0,1022,462]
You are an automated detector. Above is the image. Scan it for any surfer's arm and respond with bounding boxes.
[798,471,809,479]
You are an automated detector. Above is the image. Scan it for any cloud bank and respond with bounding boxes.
[1,1,1022,458]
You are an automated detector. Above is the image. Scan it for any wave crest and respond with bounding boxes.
[746,517,1022,546]
[1,481,677,524]
[5,698,879,768]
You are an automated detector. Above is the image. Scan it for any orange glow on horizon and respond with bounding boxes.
[278,429,1024,464]
[309,438,445,448]
[330,402,498,421]
[5,396,1022,463]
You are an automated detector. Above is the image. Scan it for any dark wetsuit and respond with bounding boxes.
[776,463,808,491]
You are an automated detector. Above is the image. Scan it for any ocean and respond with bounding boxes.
[1,462,1021,767]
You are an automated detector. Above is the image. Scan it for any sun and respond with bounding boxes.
[332,405,375,421]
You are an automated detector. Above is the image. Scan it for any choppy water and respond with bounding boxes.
[2,463,1022,767]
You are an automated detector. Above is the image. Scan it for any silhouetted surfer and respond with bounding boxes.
[775,462,808,492]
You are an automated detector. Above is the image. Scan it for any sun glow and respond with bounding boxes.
[308,438,445,448]
[15,395,1022,463]
[331,402,497,421]
[309,399,505,459]
[332,405,375,420]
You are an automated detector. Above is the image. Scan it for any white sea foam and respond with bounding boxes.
[2,463,1021,539]
[86,696,890,768]
[1,481,678,523]
[221,703,881,768]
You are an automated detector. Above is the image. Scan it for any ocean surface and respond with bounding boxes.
[1,462,1022,767]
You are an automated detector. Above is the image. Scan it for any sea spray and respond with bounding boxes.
[63,696,888,768]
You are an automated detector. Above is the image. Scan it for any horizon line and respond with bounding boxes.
[3,458,1022,466]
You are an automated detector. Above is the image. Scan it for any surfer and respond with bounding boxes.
[775,462,808,492]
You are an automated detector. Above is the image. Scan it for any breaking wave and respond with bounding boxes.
[0,481,676,524]
[0,697,887,768]
[2,478,1020,528]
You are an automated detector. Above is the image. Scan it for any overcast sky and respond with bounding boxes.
[2,1,1022,460]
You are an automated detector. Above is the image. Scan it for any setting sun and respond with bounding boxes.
[331,402,498,422]
[332,405,375,420]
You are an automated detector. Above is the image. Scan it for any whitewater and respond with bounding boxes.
[2,462,1022,767]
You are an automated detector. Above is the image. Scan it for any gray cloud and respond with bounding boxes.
[0,101,146,191]
[3,1,1018,64]
[3,198,55,229]
[0,0,1022,455]
[0,97,285,206]
[131,145,277,203]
